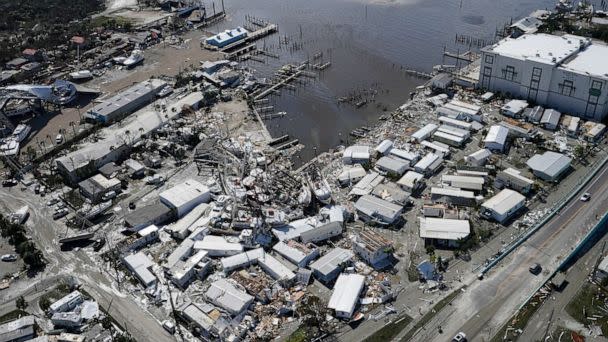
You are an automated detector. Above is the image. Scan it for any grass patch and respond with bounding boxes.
[399,287,464,342]
[286,326,308,342]
[565,283,608,335]
[0,309,29,324]
[38,282,71,311]
[363,313,413,342]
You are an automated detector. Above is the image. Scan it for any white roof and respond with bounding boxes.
[168,203,209,236]
[194,235,243,254]
[205,279,253,315]
[437,125,470,139]
[343,145,370,161]
[376,156,409,174]
[328,274,365,315]
[541,109,561,126]
[272,217,317,241]
[501,100,529,114]
[415,153,441,170]
[526,151,572,178]
[499,168,534,186]
[438,116,473,130]
[138,224,159,237]
[562,44,608,78]
[171,250,208,281]
[257,253,296,282]
[338,165,367,183]
[123,252,156,286]
[273,240,316,265]
[49,291,82,313]
[206,27,248,44]
[467,148,492,161]
[349,172,385,196]
[375,139,393,154]
[397,171,424,188]
[310,247,354,276]
[354,195,403,222]
[389,148,420,162]
[165,239,194,269]
[443,101,481,117]
[441,175,485,190]
[419,217,470,240]
[221,248,265,272]
[160,179,209,209]
[411,123,438,141]
[433,131,465,143]
[420,140,450,154]
[482,189,526,215]
[568,117,580,132]
[488,33,588,65]
[430,187,476,199]
[484,125,509,145]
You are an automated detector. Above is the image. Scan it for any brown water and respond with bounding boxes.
[207,0,562,160]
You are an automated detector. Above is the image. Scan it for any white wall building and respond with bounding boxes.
[418,217,471,247]
[481,189,526,223]
[352,230,393,268]
[48,291,83,314]
[327,274,365,319]
[479,33,608,122]
[160,179,211,218]
[484,125,509,152]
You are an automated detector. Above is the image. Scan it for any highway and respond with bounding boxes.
[411,160,608,342]
[0,186,175,342]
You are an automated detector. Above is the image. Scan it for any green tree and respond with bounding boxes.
[39,297,51,311]
[16,296,28,310]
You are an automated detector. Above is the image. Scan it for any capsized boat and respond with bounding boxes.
[69,70,93,81]
[123,50,144,68]
[305,167,332,205]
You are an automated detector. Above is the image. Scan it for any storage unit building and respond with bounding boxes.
[205,279,253,316]
[160,179,211,218]
[411,123,439,142]
[526,151,572,181]
[327,274,365,319]
[481,189,526,223]
[540,109,561,131]
[414,153,443,176]
[342,145,370,165]
[441,174,485,191]
[430,187,477,206]
[465,149,492,166]
[375,156,409,176]
[484,125,509,152]
[419,217,471,247]
[354,195,403,225]
[310,247,354,283]
[495,168,534,194]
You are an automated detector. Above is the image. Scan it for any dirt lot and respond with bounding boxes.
[0,238,23,279]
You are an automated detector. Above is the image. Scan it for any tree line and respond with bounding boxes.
[0,214,45,271]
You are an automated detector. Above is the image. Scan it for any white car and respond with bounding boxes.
[452,332,467,342]
[1,254,17,262]
[580,192,591,202]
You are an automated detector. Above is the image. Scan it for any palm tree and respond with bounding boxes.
[69,121,76,136]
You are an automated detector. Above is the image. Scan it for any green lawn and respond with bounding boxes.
[565,283,608,335]
[0,309,30,324]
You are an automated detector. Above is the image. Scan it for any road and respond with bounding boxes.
[517,227,607,341]
[0,186,174,342]
[410,160,608,342]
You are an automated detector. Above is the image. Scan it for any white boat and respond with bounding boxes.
[0,139,20,156]
[69,70,93,81]
[11,206,29,224]
[305,168,332,205]
[112,56,127,65]
[297,183,311,205]
[12,124,31,143]
[123,50,144,68]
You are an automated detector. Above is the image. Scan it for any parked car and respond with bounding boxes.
[580,192,591,202]
[53,208,69,220]
[34,184,40,194]
[55,134,64,144]
[145,174,164,185]
[529,263,542,275]
[162,320,176,334]
[46,198,59,206]
[101,191,117,201]
[92,237,106,252]
[452,332,467,342]
[129,201,136,210]
[1,254,17,262]
[2,179,18,187]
